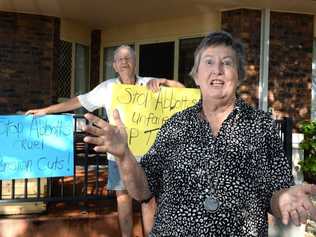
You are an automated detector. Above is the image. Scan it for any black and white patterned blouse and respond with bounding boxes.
[140,98,294,237]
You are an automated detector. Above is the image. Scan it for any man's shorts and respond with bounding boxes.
[107,160,126,191]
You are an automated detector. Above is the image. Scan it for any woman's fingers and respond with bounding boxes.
[113,109,124,127]
[289,209,300,226]
[83,135,101,146]
[280,206,290,225]
[296,206,308,224]
[302,197,316,221]
[83,123,107,137]
[84,113,108,129]
[83,112,128,156]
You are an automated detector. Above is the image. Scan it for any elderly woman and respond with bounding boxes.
[83,32,316,236]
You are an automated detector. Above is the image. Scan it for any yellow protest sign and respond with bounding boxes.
[110,84,201,156]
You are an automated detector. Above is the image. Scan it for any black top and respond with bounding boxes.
[140,98,294,237]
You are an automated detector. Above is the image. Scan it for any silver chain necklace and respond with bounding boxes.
[203,154,222,212]
[200,112,239,213]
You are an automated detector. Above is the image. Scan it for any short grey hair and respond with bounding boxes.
[113,45,136,62]
[189,31,245,81]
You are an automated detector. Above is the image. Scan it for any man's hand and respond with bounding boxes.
[83,110,129,158]
[146,78,168,92]
[147,78,185,92]
[25,108,48,115]
[272,183,316,226]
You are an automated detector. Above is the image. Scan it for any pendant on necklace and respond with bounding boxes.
[204,196,220,212]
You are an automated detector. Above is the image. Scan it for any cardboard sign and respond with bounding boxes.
[111,85,201,156]
[0,115,74,180]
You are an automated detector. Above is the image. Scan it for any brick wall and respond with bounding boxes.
[0,11,60,114]
[269,12,313,129]
[222,9,313,130]
[222,9,261,107]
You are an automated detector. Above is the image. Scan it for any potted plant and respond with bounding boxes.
[298,119,316,183]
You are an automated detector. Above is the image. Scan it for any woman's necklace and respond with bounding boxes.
[204,193,220,212]
[203,158,221,212]
[201,112,238,213]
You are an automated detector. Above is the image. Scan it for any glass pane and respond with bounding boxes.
[75,43,90,114]
[139,42,174,79]
[103,46,117,80]
[75,44,89,95]
[178,37,203,88]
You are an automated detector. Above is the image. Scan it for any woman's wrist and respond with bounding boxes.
[116,146,133,161]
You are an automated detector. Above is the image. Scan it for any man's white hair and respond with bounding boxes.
[114,45,136,62]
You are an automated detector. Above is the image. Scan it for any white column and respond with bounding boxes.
[258,8,270,112]
[135,43,140,75]
[173,39,179,81]
[311,39,316,120]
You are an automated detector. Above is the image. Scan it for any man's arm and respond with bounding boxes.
[25,97,81,115]
[147,78,185,92]
[83,112,152,201]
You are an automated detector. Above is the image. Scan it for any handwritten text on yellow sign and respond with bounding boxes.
[110,85,201,156]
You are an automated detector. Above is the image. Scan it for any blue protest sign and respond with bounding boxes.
[0,115,74,180]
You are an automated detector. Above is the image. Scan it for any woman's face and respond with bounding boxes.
[194,45,239,101]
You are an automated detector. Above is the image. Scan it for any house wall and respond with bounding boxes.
[101,12,221,46]
[0,12,91,114]
[60,19,91,45]
[222,9,261,108]
[0,11,60,114]
[222,9,313,130]
[0,8,314,127]
[269,12,313,129]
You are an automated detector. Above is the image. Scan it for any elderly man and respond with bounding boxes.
[26,45,184,237]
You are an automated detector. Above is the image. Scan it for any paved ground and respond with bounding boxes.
[0,200,144,237]
[305,197,316,237]
[306,219,316,237]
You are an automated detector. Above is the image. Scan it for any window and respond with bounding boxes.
[74,43,90,114]
[103,46,117,80]
[139,42,174,79]
[102,37,204,88]
[74,44,89,96]
[178,37,203,88]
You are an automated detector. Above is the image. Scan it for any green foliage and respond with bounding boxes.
[298,120,316,176]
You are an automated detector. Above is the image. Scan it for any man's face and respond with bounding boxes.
[113,48,136,83]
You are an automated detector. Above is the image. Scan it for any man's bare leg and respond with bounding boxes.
[141,198,156,237]
[116,190,133,237]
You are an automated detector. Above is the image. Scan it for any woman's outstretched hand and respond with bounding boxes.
[83,109,129,158]
[273,183,316,226]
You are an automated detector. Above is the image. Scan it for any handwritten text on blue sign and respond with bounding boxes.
[0,115,74,180]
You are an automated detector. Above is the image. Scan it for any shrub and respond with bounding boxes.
[298,120,316,183]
